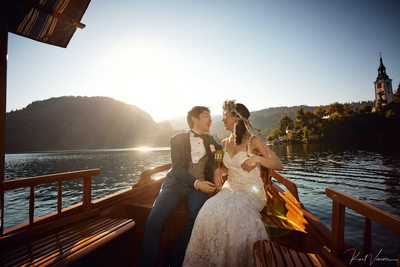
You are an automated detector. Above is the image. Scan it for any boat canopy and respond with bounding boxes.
[7,0,90,48]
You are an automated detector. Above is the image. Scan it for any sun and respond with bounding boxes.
[101,41,187,121]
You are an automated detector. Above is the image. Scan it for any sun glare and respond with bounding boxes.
[135,147,152,152]
[95,41,189,121]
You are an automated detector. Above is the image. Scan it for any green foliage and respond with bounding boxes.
[278,116,293,136]
[267,100,400,147]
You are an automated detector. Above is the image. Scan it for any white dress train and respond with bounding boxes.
[183,138,269,267]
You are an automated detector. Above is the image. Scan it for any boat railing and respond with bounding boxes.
[0,169,100,236]
[260,166,300,202]
[137,163,172,184]
[324,187,400,263]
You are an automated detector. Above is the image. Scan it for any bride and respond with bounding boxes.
[182,100,283,267]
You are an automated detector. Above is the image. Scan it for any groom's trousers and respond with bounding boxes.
[138,182,208,267]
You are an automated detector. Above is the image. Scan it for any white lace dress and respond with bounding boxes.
[182,141,269,267]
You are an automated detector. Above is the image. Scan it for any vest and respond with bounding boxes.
[188,154,209,181]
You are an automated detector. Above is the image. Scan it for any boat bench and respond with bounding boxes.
[253,239,330,267]
[0,215,135,267]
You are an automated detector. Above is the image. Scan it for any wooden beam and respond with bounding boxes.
[0,0,8,237]
[363,217,372,256]
[83,176,91,211]
[29,186,35,226]
[326,188,400,235]
[58,181,62,215]
[2,169,100,191]
[331,200,345,256]
[27,0,86,29]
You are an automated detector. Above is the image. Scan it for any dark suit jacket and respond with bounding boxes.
[162,132,221,189]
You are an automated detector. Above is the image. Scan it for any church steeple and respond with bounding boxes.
[374,53,393,109]
[377,53,389,80]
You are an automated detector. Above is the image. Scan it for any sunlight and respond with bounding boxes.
[95,41,188,121]
[135,147,152,152]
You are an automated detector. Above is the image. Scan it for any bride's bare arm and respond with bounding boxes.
[241,136,283,171]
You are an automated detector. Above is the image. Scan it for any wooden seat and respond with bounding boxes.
[0,216,135,267]
[253,239,330,267]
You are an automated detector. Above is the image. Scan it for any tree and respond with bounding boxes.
[278,116,293,136]
[313,107,326,118]
[393,86,400,104]
[326,102,345,115]
[359,104,372,114]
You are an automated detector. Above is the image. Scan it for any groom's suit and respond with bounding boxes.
[139,131,221,267]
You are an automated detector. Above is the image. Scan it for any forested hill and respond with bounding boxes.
[5,96,175,153]
[168,102,373,141]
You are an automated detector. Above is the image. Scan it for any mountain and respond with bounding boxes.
[168,102,373,141]
[5,96,175,153]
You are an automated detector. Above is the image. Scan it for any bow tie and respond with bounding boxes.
[191,130,205,138]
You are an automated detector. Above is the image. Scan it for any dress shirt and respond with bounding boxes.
[190,130,206,163]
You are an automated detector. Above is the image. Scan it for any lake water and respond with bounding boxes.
[3,144,400,265]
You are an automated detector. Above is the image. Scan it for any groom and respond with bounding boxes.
[139,106,221,267]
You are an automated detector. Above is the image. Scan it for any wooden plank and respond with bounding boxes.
[83,176,92,211]
[315,253,330,267]
[253,240,267,267]
[263,240,277,267]
[0,209,99,247]
[287,247,304,266]
[3,218,134,267]
[279,244,295,266]
[306,253,323,267]
[1,216,109,264]
[29,186,35,226]
[57,181,62,215]
[363,217,371,255]
[270,240,286,266]
[297,251,313,267]
[58,220,135,266]
[331,201,345,256]
[31,219,118,266]
[0,0,7,238]
[37,219,134,266]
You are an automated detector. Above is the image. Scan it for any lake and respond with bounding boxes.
[3,144,400,265]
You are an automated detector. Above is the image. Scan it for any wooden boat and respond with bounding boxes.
[1,162,399,266]
[1,1,399,266]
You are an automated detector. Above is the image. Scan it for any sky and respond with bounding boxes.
[7,0,400,122]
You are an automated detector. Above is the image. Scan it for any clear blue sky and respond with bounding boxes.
[7,0,400,122]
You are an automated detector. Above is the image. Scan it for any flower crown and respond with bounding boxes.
[222,100,261,135]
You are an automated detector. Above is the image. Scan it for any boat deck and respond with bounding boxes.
[0,215,135,267]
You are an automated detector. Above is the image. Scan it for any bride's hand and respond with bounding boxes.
[241,156,259,172]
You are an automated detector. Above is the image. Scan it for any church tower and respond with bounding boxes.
[374,54,393,109]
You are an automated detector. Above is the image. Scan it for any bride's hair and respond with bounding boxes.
[234,103,250,145]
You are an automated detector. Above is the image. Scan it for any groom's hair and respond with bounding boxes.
[187,106,210,129]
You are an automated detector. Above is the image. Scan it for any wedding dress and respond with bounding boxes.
[183,136,269,267]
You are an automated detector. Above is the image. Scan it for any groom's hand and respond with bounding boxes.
[214,168,224,190]
[196,181,216,193]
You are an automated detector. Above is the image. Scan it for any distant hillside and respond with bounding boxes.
[5,96,175,153]
[169,101,373,141]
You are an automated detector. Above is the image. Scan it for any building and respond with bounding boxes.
[374,54,393,109]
